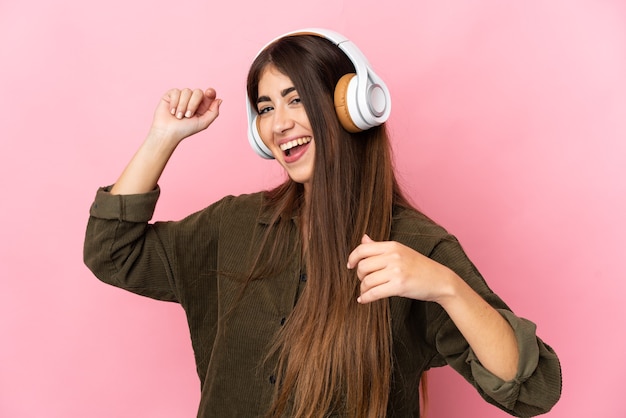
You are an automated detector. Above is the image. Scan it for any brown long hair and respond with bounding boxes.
[246,34,416,417]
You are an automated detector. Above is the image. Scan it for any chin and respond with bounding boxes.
[289,176,312,185]
[284,170,311,184]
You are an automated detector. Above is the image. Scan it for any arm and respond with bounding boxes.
[84,88,222,299]
[111,88,222,195]
[434,269,519,380]
[348,234,561,414]
[348,234,518,380]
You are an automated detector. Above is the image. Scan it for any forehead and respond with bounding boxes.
[258,65,295,94]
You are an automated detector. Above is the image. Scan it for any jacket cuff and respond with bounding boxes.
[89,185,160,223]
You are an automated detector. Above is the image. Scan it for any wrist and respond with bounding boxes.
[433,268,466,308]
[146,126,181,147]
[143,128,182,158]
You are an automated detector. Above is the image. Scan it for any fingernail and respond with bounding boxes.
[185,110,192,118]
[176,112,183,119]
[170,108,176,115]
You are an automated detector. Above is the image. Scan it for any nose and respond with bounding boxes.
[272,105,295,134]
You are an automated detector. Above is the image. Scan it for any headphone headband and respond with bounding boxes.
[247,28,391,159]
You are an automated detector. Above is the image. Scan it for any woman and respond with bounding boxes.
[84,29,561,417]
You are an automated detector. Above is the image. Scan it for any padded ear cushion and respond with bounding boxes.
[334,73,362,133]
[248,113,274,159]
[254,115,262,145]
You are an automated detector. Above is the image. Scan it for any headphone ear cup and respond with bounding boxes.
[248,114,274,159]
[334,73,362,133]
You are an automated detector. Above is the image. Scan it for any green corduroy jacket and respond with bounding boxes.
[84,186,561,417]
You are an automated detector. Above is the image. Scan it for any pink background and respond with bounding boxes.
[1,0,625,417]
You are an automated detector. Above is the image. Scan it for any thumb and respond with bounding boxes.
[362,234,374,244]
[197,97,222,129]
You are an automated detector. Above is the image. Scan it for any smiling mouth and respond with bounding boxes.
[280,136,312,156]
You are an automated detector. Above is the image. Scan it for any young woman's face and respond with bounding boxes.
[256,65,316,190]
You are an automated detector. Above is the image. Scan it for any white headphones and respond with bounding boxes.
[246,28,392,159]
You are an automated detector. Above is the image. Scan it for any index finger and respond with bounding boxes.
[163,89,181,115]
[347,235,386,269]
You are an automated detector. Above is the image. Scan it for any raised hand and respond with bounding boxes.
[149,88,222,146]
[110,87,222,195]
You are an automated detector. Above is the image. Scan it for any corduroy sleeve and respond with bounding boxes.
[427,236,562,417]
[83,185,180,302]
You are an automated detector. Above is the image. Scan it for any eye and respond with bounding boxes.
[258,105,273,115]
[289,97,301,105]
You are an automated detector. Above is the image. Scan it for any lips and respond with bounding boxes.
[280,136,312,154]
[280,136,312,161]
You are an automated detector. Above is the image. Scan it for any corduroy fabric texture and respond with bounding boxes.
[84,186,562,417]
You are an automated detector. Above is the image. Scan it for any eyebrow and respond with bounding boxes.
[256,87,297,105]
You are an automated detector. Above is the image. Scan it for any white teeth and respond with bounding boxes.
[280,137,312,151]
